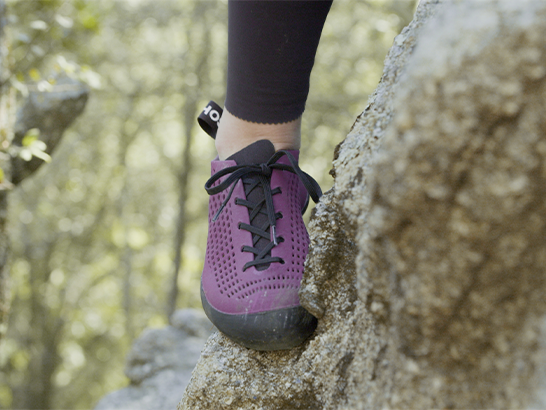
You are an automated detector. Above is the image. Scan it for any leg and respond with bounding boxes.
[215,0,332,160]
[216,110,302,160]
[201,0,331,350]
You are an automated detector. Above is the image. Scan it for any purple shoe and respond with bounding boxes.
[198,105,322,350]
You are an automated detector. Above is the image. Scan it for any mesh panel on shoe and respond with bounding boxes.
[207,182,239,297]
[232,174,308,300]
[288,173,308,280]
[207,172,309,300]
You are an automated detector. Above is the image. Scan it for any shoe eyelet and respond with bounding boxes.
[280,259,285,265]
[279,212,284,219]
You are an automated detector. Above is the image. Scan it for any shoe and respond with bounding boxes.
[198,102,322,350]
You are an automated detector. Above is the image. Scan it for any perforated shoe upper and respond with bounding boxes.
[201,146,317,316]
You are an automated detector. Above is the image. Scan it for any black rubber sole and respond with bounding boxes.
[201,285,317,351]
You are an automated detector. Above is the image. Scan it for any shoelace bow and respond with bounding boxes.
[205,150,322,270]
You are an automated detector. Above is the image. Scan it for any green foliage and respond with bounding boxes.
[16,128,52,163]
[0,0,416,409]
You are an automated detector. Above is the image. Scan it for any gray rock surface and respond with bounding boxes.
[12,75,89,185]
[94,309,212,410]
[179,0,546,409]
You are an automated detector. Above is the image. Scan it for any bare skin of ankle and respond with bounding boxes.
[215,109,301,160]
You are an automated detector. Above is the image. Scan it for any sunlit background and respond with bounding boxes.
[0,0,415,408]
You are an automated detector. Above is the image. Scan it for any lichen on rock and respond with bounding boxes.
[179,0,546,408]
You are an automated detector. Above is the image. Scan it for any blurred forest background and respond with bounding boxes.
[0,0,415,409]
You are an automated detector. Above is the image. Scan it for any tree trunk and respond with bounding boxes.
[0,0,12,341]
[167,107,193,320]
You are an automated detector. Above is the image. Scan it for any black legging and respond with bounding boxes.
[225,0,333,125]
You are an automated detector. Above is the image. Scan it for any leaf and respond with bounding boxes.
[19,148,32,162]
[22,129,40,147]
[31,150,52,163]
[17,33,31,44]
[17,134,51,163]
[127,228,149,250]
[31,45,45,57]
[30,20,48,31]
[12,77,29,97]
[32,140,47,151]
[55,15,74,29]
[30,149,51,163]
[29,141,51,163]
[37,80,53,92]
[56,55,77,74]
[79,69,102,89]
[28,68,41,81]
[79,11,98,30]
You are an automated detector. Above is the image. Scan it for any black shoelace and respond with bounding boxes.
[205,150,322,271]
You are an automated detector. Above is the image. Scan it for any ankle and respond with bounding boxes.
[215,109,301,160]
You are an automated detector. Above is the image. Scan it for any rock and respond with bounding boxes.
[170,308,214,339]
[12,75,89,185]
[362,0,546,407]
[179,0,546,409]
[94,309,213,410]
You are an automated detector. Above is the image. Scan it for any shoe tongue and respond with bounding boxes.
[226,140,276,165]
[227,140,276,271]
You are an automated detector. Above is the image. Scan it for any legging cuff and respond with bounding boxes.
[225,0,332,125]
